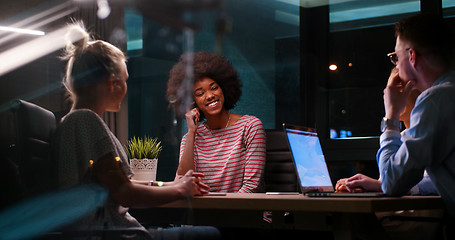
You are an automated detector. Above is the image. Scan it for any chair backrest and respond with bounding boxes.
[9,99,57,198]
[264,129,299,192]
[4,100,153,239]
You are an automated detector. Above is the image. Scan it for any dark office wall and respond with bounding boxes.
[221,1,276,129]
[127,55,179,181]
[275,36,300,128]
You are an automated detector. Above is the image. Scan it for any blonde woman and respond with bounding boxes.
[53,22,219,239]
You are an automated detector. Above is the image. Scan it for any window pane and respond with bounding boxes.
[443,0,455,17]
[328,0,420,139]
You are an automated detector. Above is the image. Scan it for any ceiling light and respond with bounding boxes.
[0,26,45,36]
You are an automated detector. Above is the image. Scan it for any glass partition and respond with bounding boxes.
[126,0,300,180]
[124,0,453,179]
[443,0,455,16]
[1,0,451,184]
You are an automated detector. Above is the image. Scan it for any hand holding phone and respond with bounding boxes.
[185,105,200,132]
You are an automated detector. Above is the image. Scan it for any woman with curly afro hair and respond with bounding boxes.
[167,51,266,193]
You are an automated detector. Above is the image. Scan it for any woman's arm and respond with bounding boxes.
[93,153,207,208]
[176,108,200,175]
[239,118,266,193]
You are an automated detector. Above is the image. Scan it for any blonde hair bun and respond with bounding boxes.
[63,22,90,60]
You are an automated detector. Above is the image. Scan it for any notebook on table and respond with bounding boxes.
[283,123,384,197]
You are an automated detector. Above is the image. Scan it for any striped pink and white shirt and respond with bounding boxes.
[179,115,266,193]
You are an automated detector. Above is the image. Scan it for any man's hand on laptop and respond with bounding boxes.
[335,178,362,192]
[335,174,383,193]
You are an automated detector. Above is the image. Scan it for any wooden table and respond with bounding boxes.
[130,193,444,240]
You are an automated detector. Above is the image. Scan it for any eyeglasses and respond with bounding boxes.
[387,48,410,65]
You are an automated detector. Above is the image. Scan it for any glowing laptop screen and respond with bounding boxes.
[285,126,333,191]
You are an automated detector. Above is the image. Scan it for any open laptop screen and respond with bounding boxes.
[284,124,334,192]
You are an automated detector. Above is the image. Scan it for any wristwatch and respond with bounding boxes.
[148,180,164,187]
[380,117,401,132]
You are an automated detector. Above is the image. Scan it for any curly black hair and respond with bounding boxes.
[166,51,242,117]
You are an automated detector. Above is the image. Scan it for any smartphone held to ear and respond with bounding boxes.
[193,115,198,125]
[191,103,200,125]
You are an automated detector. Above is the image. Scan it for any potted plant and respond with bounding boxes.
[125,136,163,181]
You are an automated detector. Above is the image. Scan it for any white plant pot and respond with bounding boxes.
[129,158,158,181]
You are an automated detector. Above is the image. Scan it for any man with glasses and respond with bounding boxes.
[378,12,455,222]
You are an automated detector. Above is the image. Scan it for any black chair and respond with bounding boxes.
[1,99,153,240]
[8,99,57,199]
[264,129,299,192]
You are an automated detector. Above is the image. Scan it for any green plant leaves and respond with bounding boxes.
[124,136,162,159]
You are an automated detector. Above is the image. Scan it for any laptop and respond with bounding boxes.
[283,123,383,197]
